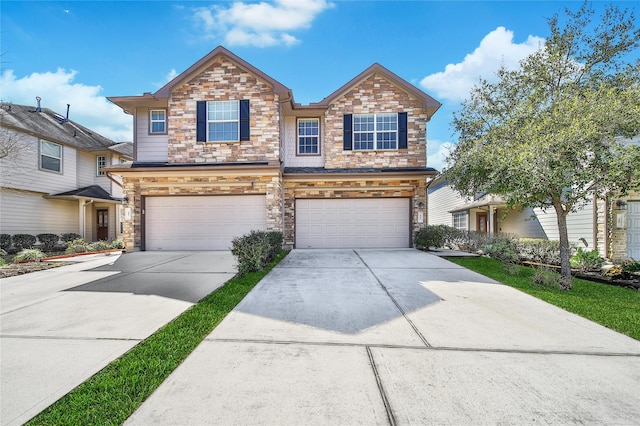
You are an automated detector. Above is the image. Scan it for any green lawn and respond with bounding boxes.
[28,251,287,426]
[447,256,640,341]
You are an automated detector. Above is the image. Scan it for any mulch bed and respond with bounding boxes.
[1,261,72,278]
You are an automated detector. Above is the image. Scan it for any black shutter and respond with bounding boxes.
[343,114,352,151]
[196,101,206,142]
[398,112,408,149]
[240,100,250,141]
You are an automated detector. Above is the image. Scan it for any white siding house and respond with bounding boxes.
[0,102,133,248]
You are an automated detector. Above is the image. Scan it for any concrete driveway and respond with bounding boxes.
[0,251,236,426]
[126,249,640,425]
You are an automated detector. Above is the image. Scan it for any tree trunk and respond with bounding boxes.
[554,206,573,290]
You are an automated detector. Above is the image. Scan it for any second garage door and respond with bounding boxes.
[295,198,410,248]
[145,195,266,250]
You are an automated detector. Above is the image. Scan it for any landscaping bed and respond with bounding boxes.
[0,261,71,278]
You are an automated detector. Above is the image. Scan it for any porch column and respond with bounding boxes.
[79,200,86,239]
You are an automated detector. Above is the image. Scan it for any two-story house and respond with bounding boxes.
[106,46,440,251]
[0,101,133,245]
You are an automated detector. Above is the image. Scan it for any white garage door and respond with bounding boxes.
[628,201,640,259]
[146,195,266,250]
[295,198,410,249]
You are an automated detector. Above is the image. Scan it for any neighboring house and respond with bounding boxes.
[428,172,640,261]
[106,46,441,251]
[0,101,133,245]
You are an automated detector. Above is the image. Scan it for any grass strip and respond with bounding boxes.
[28,251,287,426]
[446,256,640,341]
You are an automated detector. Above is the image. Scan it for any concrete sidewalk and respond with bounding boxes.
[126,249,640,425]
[1,251,236,426]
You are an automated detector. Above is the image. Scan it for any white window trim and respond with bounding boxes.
[149,109,167,134]
[39,140,63,173]
[97,155,107,176]
[353,113,398,151]
[453,212,468,230]
[207,100,239,142]
[297,118,320,156]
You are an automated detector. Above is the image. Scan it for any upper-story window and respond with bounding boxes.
[208,101,239,142]
[354,113,397,150]
[97,155,107,176]
[150,109,166,134]
[40,140,62,173]
[196,100,250,143]
[297,118,319,155]
[343,112,407,151]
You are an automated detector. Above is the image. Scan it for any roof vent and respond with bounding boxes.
[35,96,42,112]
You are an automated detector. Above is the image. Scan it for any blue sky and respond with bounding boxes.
[1,0,637,170]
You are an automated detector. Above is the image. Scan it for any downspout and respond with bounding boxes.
[592,192,598,257]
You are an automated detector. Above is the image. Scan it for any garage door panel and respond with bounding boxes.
[146,195,266,250]
[296,198,410,249]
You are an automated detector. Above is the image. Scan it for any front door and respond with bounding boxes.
[477,212,488,233]
[97,209,108,241]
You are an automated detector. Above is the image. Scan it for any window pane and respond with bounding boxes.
[209,122,238,141]
[152,122,165,133]
[42,141,61,157]
[151,110,165,120]
[41,156,61,172]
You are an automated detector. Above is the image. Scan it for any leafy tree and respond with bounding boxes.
[445,2,640,289]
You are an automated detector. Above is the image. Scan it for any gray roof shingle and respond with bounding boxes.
[0,102,117,152]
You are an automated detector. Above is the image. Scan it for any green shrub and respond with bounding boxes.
[110,239,125,250]
[13,248,45,263]
[12,234,36,250]
[532,267,561,288]
[0,234,11,251]
[414,225,453,250]
[231,230,283,275]
[65,238,90,254]
[61,233,81,243]
[88,241,111,252]
[0,257,6,267]
[570,247,604,272]
[622,259,640,273]
[481,235,519,264]
[37,233,59,252]
[515,238,565,266]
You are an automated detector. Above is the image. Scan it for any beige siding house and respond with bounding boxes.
[106,46,441,252]
[0,102,133,246]
[428,174,640,261]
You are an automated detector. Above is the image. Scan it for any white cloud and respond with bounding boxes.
[0,69,133,142]
[421,27,544,102]
[193,0,334,47]
[427,139,455,172]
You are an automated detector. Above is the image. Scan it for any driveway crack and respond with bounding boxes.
[366,346,396,426]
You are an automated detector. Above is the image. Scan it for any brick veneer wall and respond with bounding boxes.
[120,172,283,251]
[167,57,281,164]
[323,73,428,169]
[282,177,427,248]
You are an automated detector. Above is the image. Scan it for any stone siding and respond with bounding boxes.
[323,74,428,169]
[120,172,282,251]
[283,176,427,248]
[607,191,640,261]
[167,57,281,164]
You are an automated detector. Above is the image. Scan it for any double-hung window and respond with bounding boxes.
[197,100,250,143]
[97,155,107,176]
[207,100,239,142]
[452,212,468,230]
[344,112,407,151]
[353,113,397,150]
[297,118,319,155]
[150,109,166,134]
[40,140,62,173]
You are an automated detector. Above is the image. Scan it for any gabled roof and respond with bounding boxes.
[312,63,441,119]
[109,142,134,159]
[0,103,117,152]
[156,46,291,99]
